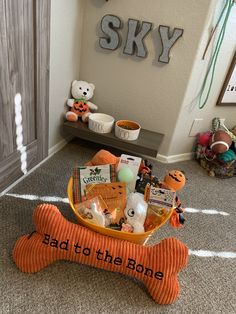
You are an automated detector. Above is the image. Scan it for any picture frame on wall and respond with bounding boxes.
[217,51,236,106]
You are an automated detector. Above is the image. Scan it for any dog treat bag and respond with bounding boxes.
[84,182,127,225]
[73,165,116,203]
[144,186,175,232]
[75,196,112,227]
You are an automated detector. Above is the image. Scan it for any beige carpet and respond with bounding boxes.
[0,139,235,314]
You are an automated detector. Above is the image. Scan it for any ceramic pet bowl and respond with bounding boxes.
[115,120,141,141]
[88,113,115,134]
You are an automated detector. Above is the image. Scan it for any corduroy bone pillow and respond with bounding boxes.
[13,204,188,304]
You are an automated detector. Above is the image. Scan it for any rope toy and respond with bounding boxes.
[197,0,234,109]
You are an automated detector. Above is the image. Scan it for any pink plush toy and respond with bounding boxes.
[197,131,212,147]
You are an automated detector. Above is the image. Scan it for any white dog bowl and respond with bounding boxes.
[115,120,141,141]
[88,113,115,134]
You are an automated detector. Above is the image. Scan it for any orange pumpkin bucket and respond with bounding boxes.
[67,177,174,245]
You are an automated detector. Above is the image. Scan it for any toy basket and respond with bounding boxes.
[67,177,173,245]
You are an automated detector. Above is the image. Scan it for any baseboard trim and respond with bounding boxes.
[48,136,73,157]
[156,152,194,163]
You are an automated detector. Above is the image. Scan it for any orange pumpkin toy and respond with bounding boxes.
[162,170,186,192]
[161,170,186,228]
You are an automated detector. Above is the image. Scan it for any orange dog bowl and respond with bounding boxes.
[115,120,141,141]
[67,177,173,245]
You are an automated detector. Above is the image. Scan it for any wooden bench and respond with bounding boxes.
[63,121,164,157]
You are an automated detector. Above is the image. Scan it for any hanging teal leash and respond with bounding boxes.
[198,0,234,109]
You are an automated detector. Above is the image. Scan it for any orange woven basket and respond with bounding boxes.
[67,177,173,245]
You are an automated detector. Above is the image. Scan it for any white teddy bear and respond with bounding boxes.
[66,80,98,123]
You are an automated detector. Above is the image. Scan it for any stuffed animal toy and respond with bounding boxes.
[162,170,186,192]
[209,130,232,154]
[13,204,189,304]
[197,131,212,147]
[66,80,98,123]
[161,170,186,228]
[84,149,120,168]
[124,192,148,233]
[217,149,236,163]
[196,131,215,160]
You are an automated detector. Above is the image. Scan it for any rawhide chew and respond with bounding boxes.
[13,204,188,305]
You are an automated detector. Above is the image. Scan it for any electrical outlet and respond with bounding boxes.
[189,118,203,137]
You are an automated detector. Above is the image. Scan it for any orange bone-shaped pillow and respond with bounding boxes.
[13,204,188,305]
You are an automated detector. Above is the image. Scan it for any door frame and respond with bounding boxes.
[35,0,51,161]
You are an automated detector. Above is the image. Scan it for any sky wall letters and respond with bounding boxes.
[99,14,184,63]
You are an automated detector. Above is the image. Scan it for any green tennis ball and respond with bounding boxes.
[117,167,134,183]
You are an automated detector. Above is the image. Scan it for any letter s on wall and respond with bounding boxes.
[99,14,123,50]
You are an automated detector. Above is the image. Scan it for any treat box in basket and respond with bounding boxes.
[67,177,173,245]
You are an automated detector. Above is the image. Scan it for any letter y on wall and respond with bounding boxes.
[158,26,184,63]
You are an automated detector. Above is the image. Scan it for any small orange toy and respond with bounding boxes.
[13,204,188,305]
[85,149,120,168]
[162,170,186,192]
[161,170,186,228]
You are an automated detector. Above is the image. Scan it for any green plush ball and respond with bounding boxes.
[117,167,134,183]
